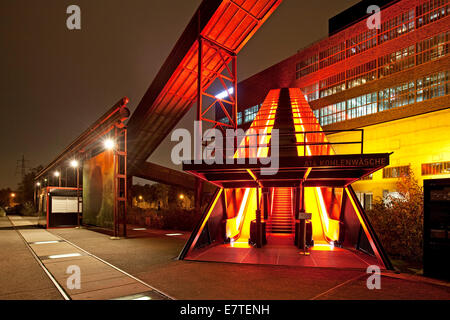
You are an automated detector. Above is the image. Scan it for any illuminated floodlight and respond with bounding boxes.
[215,87,234,100]
[104,139,115,150]
[138,195,143,200]
[54,171,60,177]
[36,182,41,186]
[10,193,15,198]
[48,253,82,259]
[70,160,79,168]
[179,194,184,200]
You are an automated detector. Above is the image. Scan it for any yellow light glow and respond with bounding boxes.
[229,241,252,248]
[236,188,250,228]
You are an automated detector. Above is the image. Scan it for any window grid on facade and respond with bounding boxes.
[378,9,415,44]
[319,101,346,126]
[416,0,449,28]
[416,31,449,64]
[346,28,377,57]
[301,82,319,102]
[416,71,449,101]
[379,82,415,111]
[295,1,449,81]
[316,71,449,126]
[319,72,346,98]
[383,165,410,178]
[347,93,378,120]
[219,116,230,124]
[299,30,448,99]
[237,112,242,125]
[319,42,346,69]
[378,46,415,77]
[219,111,242,126]
[422,161,450,175]
[346,60,378,89]
[244,105,260,123]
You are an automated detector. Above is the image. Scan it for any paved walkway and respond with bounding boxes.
[3,216,170,300]
[0,216,62,299]
[51,223,450,300]
[1,215,449,300]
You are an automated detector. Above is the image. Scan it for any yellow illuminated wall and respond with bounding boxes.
[326,108,450,200]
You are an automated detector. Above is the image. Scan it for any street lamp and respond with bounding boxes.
[10,193,15,198]
[70,159,81,226]
[35,182,41,210]
[179,194,185,209]
[54,171,61,187]
[104,139,115,150]
[70,160,79,168]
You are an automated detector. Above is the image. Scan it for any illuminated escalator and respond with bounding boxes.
[267,187,294,234]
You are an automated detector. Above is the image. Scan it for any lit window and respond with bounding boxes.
[422,161,450,175]
[244,105,259,123]
[361,174,373,180]
[383,166,410,178]
[219,117,229,124]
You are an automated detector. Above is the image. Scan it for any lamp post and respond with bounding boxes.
[179,194,185,209]
[54,171,61,187]
[10,193,15,207]
[35,182,41,211]
[70,160,80,226]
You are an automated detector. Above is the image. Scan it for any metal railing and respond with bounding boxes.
[201,128,365,158]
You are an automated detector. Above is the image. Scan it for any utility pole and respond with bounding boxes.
[15,154,30,179]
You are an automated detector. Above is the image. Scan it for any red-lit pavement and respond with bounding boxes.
[1,215,449,300]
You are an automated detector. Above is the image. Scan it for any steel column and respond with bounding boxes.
[256,187,262,248]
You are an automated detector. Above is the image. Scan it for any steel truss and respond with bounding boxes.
[197,36,238,135]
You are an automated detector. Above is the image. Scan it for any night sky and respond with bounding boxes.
[0,0,360,189]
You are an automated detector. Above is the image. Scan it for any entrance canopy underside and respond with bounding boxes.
[184,153,390,188]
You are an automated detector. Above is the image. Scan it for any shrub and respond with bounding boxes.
[159,209,201,231]
[19,202,37,216]
[127,206,201,231]
[366,169,423,263]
